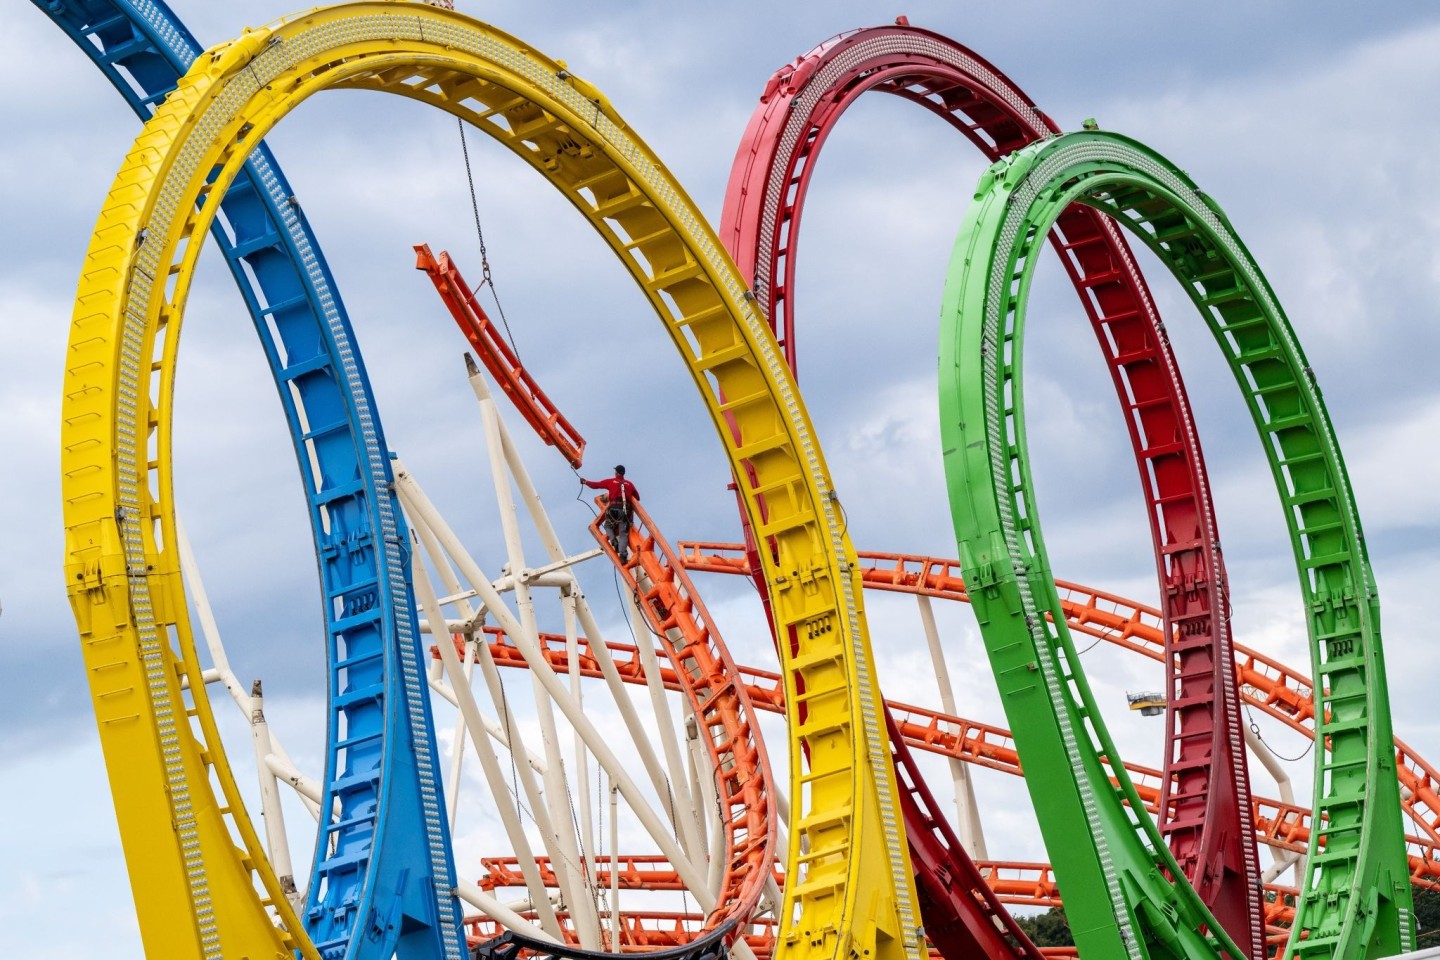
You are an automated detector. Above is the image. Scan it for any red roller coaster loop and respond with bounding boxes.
[720,22,1260,956]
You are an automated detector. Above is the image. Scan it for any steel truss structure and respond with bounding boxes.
[33,4,1425,960]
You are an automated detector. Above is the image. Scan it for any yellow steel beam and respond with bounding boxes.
[60,4,919,960]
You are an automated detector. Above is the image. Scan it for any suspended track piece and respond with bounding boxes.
[721,23,1260,957]
[939,130,1412,960]
[57,6,917,960]
[586,499,777,938]
[415,243,587,467]
[40,1,460,957]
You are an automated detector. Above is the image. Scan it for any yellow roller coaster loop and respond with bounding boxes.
[59,3,919,958]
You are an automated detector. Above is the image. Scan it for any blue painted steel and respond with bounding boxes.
[36,2,465,957]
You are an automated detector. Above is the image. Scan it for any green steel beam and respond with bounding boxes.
[938,130,1412,960]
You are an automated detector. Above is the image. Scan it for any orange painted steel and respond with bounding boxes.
[435,626,1440,895]
[471,852,1306,941]
[478,855,784,894]
[678,542,1440,849]
[415,244,586,468]
[578,497,778,939]
[462,907,1076,959]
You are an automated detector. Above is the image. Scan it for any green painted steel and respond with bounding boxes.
[938,130,1412,960]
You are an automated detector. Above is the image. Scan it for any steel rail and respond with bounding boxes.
[720,23,1258,956]
[57,5,918,960]
[939,130,1412,960]
[36,1,458,957]
[584,499,778,940]
[678,542,1440,852]
[439,628,1440,896]
[415,244,587,467]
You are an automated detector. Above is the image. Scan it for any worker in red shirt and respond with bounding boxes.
[582,465,640,562]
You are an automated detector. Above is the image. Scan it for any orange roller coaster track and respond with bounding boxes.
[436,625,1440,896]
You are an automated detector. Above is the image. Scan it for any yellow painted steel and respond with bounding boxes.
[59,4,919,959]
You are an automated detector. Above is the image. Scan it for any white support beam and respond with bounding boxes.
[412,543,565,939]
[394,463,715,907]
[918,594,986,858]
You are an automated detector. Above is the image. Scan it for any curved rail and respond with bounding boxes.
[440,616,1440,899]
[939,130,1412,960]
[58,5,917,959]
[720,23,1258,956]
[587,498,778,939]
[679,542,1440,851]
[415,243,586,467]
[38,1,458,957]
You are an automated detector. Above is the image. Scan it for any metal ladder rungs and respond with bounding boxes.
[694,341,752,373]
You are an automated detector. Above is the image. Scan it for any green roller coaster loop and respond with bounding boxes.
[938,130,1412,960]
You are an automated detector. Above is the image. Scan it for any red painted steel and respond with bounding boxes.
[885,709,1044,960]
[719,24,1259,955]
[415,244,587,467]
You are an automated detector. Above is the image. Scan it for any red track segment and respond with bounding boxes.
[884,709,1043,960]
[719,23,1260,955]
[415,244,586,467]
[583,498,778,941]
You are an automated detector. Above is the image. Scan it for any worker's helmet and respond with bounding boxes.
[614,464,626,476]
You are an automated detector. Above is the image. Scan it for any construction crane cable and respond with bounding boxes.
[458,118,522,362]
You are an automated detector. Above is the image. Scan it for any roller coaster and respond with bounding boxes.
[26,2,1433,960]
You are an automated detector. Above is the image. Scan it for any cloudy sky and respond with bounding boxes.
[2,1,1438,957]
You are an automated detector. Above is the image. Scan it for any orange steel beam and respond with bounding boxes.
[468,853,1319,939]
[437,628,1440,894]
[478,855,785,893]
[415,244,586,467]
[466,865,1283,960]
[676,542,1440,851]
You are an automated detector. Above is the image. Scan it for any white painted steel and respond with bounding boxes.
[1246,722,1305,884]
[394,465,717,907]
[917,594,987,859]
[248,682,297,901]
[627,582,705,864]
[411,539,567,939]
[473,372,601,946]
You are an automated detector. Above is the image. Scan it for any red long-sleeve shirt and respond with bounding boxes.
[582,476,640,512]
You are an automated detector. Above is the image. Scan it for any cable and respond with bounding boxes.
[457,118,522,362]
[1244,704,1315,764]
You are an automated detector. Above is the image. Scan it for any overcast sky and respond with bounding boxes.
[2,2,1438,957]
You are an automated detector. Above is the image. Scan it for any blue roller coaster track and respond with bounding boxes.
[34,1,466,956]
